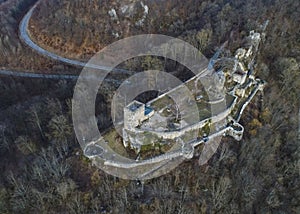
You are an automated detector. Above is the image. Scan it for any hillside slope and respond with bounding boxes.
[28,0,269,59]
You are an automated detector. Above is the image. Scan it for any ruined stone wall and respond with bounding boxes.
[124,103,145,130]
[124,95,237,146]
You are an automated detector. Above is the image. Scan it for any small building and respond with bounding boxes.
[124,100,154,130]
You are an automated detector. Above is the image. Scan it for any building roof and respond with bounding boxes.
[126,100,144,112]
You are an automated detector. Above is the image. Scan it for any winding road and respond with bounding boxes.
[19,3,130,74]
[0,1,130,79]
[1,1,212,80]
[0,2,126,81]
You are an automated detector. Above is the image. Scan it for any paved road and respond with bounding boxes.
[14,0,217,81]
[19,3,130,74]
[18,3,213,77]
[0,69,123,85]
[0,69,77,79]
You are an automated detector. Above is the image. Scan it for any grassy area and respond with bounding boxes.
[103,129,130,158]
[151,95,174,110]
[140,139,176,160]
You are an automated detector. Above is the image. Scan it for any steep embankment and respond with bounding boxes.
[27,0,245,60]
[28,0,163,59]
[28,0,300,63]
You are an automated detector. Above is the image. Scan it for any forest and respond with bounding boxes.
[0,0,299,213]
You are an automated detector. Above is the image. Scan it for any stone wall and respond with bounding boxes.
[123,94,238,150]
[124,100,149,130]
